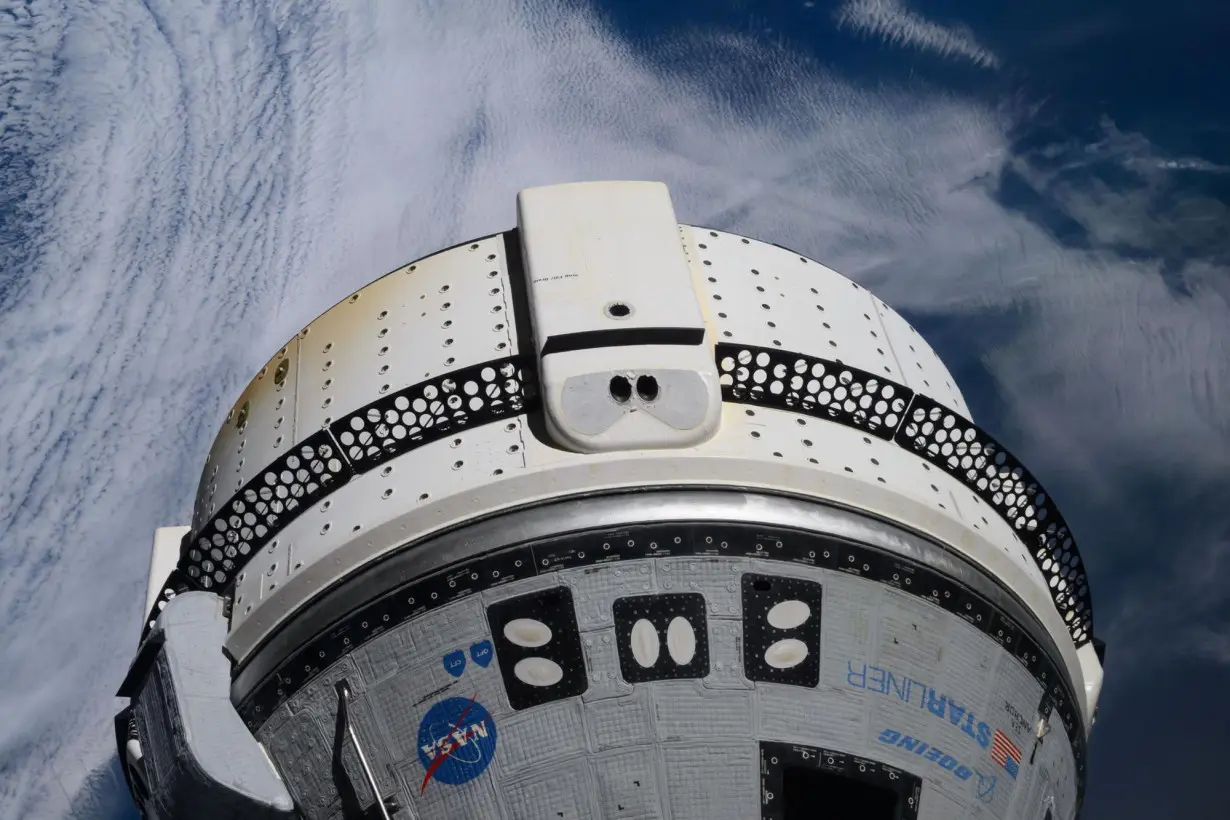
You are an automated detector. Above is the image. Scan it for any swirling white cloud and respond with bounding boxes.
[835,0,1001,69]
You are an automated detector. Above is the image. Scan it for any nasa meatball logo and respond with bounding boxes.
[416,696,498,791]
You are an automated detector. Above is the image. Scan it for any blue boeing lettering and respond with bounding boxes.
[977,771,998,803]
[849,661,992,749]
[878,728,992,803]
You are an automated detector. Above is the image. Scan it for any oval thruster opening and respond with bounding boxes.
[513,657,564,687]
[666,616,696,665]
[636,375,659,402]
[503,618,552,648]
[767,600,811,630]
[610,375,632,404]
[765,638,809,669]
[631,619,660,668]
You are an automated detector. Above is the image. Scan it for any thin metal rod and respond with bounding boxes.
[336,681,392,820]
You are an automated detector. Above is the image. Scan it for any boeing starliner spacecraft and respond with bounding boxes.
[115,181,1105,820]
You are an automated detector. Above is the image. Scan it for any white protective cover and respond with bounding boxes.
[517,181,722,452]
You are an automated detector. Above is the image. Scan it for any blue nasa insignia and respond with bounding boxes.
[417,697,498,786]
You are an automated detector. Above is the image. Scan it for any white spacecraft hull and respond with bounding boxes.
[116,181,1103,820]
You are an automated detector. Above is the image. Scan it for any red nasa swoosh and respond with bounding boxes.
[419,694,479,795]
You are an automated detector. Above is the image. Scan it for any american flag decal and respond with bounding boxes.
[991,729,1022,779]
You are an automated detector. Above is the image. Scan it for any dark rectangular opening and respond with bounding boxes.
[783,765,900,820]
[539,326,704,356]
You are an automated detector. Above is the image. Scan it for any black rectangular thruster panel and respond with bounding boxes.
[485,586,588,710]
[742,574,823,688]
[612,593,710,683]
[540,326,705,355]
[760,741,921,820]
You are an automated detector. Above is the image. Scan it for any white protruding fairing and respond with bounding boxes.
[517,181,722,453]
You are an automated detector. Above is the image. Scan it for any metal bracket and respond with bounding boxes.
[335,681,394,820]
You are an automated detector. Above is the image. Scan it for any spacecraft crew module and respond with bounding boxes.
[115,181,1105,820]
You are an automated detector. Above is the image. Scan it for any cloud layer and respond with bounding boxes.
[1,0,1226,816]
[835,0,1001,69]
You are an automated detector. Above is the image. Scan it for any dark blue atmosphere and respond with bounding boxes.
[0,0,1227,817]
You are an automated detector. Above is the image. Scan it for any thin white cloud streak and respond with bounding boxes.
[835,0,1001,69]
[0,0,1226,816]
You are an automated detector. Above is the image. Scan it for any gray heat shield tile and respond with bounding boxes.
[702,619,752,689]
[656,557,745,619]
[584,689,655,752]
[288,656,366,716]
[264,717,339,820]
[402,597,488,661]
[581,628,634,701]
[756,683,870,750]
[368,658,467,763]
[652,681,753,741]
[661,742,757,820]
[495,698,587,776]
[591,747,666,820]
[398,758,504,820]
[563,563,656,630]
[502,757,598,820]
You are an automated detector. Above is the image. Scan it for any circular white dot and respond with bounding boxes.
[767,600,811,630]
[514,657,563,687]
[503,618,552,648]
[764,638,809,669]
[631,619,660,668]
[667,617,696,665]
